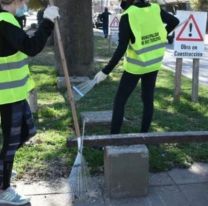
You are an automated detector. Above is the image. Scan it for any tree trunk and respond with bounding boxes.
[54,0,94,76]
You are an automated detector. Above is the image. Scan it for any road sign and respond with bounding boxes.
[174,11,207,58]
[109,14,120,34]
[110,16,119,28]
[176,15,203,41]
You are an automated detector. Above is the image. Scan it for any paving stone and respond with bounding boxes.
[15,178,70,195]
[149,172,174,186]
[168,162,208,184]
[74,199,105,206]
[29,193,73,206]
[179,183,208,206]
[104,185,189,206]
[15,177,104,206]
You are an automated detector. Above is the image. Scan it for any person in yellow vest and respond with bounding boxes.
[94,0,179,134]
[0,0,59,205]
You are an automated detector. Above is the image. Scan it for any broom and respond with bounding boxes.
[68,120,93,200]
[72,79,96,101]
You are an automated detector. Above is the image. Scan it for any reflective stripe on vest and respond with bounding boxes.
[0,58,28,71]
[122,4,167,75]
[128,43,166,56]
[126,56,164,67]
[0,12,34,105]
[0,75,29,90]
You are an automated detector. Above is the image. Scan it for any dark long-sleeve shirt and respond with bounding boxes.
[102,3,180,75]
[100,11,111,28]
[0,9,54,57]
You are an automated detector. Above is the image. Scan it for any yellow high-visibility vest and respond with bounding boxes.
[0,12,34,105]
[123,4,167,74]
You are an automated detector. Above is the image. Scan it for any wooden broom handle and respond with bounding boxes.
[49,0,81,137]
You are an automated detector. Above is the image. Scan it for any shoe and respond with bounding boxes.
[0,187,30,205]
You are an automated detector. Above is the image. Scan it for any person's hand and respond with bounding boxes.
[43,6,60,23]
[94,71,107,84]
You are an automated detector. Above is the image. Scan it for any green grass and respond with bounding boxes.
[3,36,208,181]
[14,63,77,180]
[80,36,208,172]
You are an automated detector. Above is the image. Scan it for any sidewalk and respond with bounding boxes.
[13,162,208,206]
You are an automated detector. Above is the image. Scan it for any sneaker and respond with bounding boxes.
[0,187,30,205]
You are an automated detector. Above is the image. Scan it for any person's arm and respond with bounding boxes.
[160,9,179,34]
[102,14,131,74]
[1,19,54,57]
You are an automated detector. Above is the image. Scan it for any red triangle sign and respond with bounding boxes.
[110,17,119,28]
[176,14,204,42]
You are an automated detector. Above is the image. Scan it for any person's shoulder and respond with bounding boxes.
[0,19,13,32]
[120,13,129,26]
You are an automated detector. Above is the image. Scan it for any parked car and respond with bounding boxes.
[93,13,103,29]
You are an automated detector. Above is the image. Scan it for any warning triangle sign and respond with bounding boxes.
[110,17,119,28]
[176,14,204,42]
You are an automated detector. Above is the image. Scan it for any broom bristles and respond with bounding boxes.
[68,122,94,201]
[69,153,92,200]
[73,79,96,101]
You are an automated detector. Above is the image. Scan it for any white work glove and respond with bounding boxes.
[94,71,107,84]
[43,6,60,23]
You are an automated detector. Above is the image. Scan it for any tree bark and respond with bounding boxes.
[54,0,94,76]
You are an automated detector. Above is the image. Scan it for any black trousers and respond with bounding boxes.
[111,70,158,134]
[0,100,36,189]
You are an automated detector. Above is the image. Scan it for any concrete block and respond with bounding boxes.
[81,110,113,125]
[104,145,149,198]
[80,110,128,127]
[57,76,90,89]
[28,89,38,113]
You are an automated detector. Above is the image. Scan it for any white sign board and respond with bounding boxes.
[174,11,207,58]
[109,14,120,34]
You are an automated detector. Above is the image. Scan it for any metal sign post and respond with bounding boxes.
[174,58,183,102]
[192,59,199,102]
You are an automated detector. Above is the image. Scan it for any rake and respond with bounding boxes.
[68,120,93,201]
[73,79,97,101]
